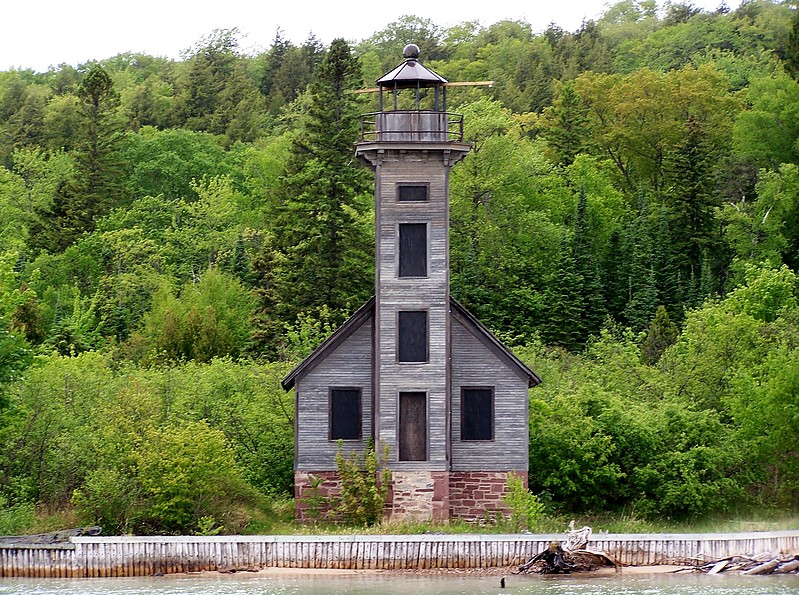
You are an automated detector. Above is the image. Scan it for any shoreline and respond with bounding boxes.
[206,564,687,577]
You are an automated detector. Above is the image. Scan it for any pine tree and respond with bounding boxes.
[253,39,373,356]
[74,64,126,217]
[540,81,590,166]
[542,243,586,351]
[640,305,679,365]
[784,5,799,81]
[572,189,607,339]
[30,65,126,252]
[600,229,629,321]
[661,116,720,307]
[624,196,660,330]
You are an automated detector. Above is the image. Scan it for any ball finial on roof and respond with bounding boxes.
[403,44,420,60]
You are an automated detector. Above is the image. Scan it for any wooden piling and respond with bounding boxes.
[0,531,797,577]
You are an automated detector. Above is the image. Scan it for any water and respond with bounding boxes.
[1,573,798,595]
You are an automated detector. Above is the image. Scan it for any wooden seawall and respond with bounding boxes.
[2,531,798,578]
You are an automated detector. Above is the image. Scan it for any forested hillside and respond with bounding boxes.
[1,0,799,534]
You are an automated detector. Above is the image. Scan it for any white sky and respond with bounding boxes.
[3,0,738,73]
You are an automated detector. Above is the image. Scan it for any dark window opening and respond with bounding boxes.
[399,223,427,277]
[399,391,427,461]
[461,388,493,441]
[398,310,428,363]
[398,184,428,202]
[330,388,362,440]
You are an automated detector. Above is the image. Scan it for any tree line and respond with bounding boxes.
[1,0,798,533]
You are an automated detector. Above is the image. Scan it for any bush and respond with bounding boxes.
[0,496,35,536]
[502,473,545,532]
[74,421,259,535]
[334,441,390,526]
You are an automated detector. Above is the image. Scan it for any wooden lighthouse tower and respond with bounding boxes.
[283,46,539,523]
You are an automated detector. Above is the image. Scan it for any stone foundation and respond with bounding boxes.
[387,471,449,522]
[295,469,527,523]
[448,471,526,522]
[294,471,341,521]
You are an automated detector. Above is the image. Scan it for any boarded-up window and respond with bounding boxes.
[399,223,427,277]
[330,388,361,440]
[398,184,428,202]
[399,391,427,460]
[461,388,493,441]
[398,310,427,362]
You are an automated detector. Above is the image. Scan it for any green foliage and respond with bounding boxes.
[733,73,799,169]
[254,39,373,356]
[334,441,390,526]
[141,268,255,362]
[502,474,545,532]
[121,127,229,200]
[74,421,257,535]
[1,7,799,528]
[2,352,292,532]
[0,495,35,535]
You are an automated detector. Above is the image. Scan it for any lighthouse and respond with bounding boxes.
[284,46,539,522]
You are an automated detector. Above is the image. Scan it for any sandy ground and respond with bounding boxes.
[210,564,687,577]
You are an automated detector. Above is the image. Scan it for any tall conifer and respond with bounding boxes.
[253,39,373,356]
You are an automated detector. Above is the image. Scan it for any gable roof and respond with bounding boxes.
[450,298,541,388]
[281,297,374,391]
[281,296,541,390]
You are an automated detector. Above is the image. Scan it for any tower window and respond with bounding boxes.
[397,310,428,363]
[330,388,362,440]
[397,184,428,202]
[399,223,427,277]
[461,387,493,441]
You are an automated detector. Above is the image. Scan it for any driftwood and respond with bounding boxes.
[515,525,617,575]
[674,553,799,575]
[0,525,101,545]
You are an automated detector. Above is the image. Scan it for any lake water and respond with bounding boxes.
[1,572,798,595]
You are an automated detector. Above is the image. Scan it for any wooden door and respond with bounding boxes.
[399,392,427,461]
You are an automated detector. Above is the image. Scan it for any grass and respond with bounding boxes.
[4,498,799,537]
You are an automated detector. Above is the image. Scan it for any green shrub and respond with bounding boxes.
[502,473,545,532]
[334,440,390,526]
[0,496,35,536]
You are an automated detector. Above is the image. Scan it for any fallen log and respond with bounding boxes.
[675,552,799,575]
[0,525,101,545]
[516,525,617,575]
[743,558,780,575]
[516,541,576,574]
[707,559,729,575]
[774,559,799,574]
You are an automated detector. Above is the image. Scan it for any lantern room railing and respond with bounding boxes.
[360,111,464,143]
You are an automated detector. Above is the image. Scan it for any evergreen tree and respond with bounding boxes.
[541,242,586,351]
[253,39,373,356]
[572,188,607,338]
[600,229,629,322]
[30,64,126,252]
[540,81,590,166]
[174,29,263,144]
[651,202,680,320]
[74,64,126,216]
[784,5,799,80]
[640,305,679,365]
[624,196,660,330]
[662,116,720,306]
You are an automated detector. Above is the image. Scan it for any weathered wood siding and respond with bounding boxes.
[450,318,529,471]
[2,532,798,577]
[372,150,460,470]
[295,317,373,470]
